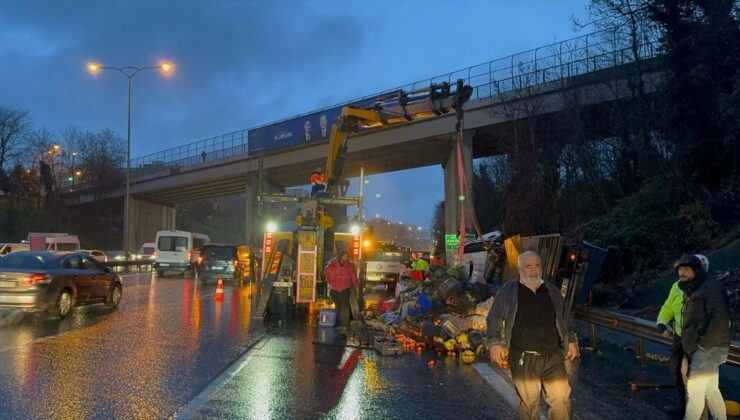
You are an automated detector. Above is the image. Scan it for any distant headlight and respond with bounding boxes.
[114,255,125,261]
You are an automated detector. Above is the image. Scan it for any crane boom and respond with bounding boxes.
[325,79,472,193]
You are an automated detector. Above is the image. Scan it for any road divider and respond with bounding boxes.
[120,272,152,288]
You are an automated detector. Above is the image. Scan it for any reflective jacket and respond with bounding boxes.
[486,279,577,353]
[657,281,685,336]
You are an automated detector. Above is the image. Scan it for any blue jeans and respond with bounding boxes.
[684,347,728,420]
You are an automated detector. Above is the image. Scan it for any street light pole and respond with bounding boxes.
[87,61,174,257]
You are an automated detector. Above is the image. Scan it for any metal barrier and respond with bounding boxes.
[575,306,740,368]
[101,25,660,181]
[102,260,154,273]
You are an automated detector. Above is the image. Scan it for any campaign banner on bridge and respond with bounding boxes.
[247,96,378,155]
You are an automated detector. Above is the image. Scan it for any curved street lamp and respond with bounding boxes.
[87,61,174,256]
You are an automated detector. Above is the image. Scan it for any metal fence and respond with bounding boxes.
[123,25,660,180]
[576,306,740,368]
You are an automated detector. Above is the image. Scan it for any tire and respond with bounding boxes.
[50,289,73,319]
[106,284,122,308]
[156,270,165,277]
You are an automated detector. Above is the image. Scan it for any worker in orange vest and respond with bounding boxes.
[310,167,327,197]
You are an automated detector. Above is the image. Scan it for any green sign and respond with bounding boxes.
[444,233,476,251]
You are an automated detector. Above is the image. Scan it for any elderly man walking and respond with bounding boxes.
[487,251,579,420]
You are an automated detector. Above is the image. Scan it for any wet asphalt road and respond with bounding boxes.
[1,273,738,419]
[0,273,262,419]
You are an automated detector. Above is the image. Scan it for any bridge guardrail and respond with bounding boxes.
[65,25,660,190]
[575,306,739,368]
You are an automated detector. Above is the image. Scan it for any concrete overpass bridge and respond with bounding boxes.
[64,27,662,251]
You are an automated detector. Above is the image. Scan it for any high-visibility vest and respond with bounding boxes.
[310,173,326,185]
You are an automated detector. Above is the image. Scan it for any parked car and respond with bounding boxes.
[0,251,123,318]
[0,242,30,256]
[196,244,250,284]
[78,249,108,262]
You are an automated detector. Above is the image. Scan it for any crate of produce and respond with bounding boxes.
[373,336,403,356]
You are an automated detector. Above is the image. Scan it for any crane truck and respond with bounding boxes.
[254,80,472,318]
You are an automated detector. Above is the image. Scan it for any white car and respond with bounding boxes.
[78,249,108,262]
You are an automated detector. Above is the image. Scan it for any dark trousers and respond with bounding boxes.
[330,288,351,331]
[510,348,571,420]
[668,334,687,408]
[310,184,326,197]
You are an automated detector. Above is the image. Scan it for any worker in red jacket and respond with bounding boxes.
[324,250,359,336]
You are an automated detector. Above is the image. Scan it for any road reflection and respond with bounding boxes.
[0,274,260,419]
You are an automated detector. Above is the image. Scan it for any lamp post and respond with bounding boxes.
[87,61,174,257]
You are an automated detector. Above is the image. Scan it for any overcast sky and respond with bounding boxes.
[0,0,590,229]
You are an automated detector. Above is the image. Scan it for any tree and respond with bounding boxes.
[63,127,125,197]
[648,0,740,192]
[39,161,55,205]
[0,106,29,174]
[472,156,511,233]
[430,201,445,257]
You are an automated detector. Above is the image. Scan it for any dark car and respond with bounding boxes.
[196,244,250,284]
[0,251,123,318]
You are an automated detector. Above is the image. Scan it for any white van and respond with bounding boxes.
[27,233,81,252]
[0,242,31,256]
[154,230,210,276]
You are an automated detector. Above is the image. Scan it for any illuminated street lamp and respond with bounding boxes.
[87,60,174,256]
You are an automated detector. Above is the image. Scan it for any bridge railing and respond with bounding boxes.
[129,129,248,178]
[107,25,661,183]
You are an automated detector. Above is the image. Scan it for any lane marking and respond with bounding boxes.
[472,363,546,420]
[174,336,269,419]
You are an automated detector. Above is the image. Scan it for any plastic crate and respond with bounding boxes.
[318,309,336,327]
[373,336,403,356]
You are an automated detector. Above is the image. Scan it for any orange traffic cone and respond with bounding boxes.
[215,276,225,301]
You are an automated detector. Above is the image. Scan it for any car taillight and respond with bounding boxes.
[233,259,238,267]
[25,274,52,285]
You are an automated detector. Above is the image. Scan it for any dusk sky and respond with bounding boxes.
[1,0,590,229]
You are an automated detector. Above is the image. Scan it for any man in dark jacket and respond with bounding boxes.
[676,255,730,420]
[487,251,579,420]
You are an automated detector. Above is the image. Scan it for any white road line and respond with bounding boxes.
[174,336,269,419]
[472,363,547,420]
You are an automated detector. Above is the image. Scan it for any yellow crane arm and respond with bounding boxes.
[324,79,473,194]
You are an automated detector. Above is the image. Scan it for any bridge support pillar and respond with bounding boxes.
[443,129,475,260]
[244,172,259,248]
[127,198,176,252]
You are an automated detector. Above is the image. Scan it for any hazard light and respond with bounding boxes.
[351,234,361,259]
[263,232,274,255]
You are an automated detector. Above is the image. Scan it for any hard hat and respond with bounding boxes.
[694,254,709,272]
